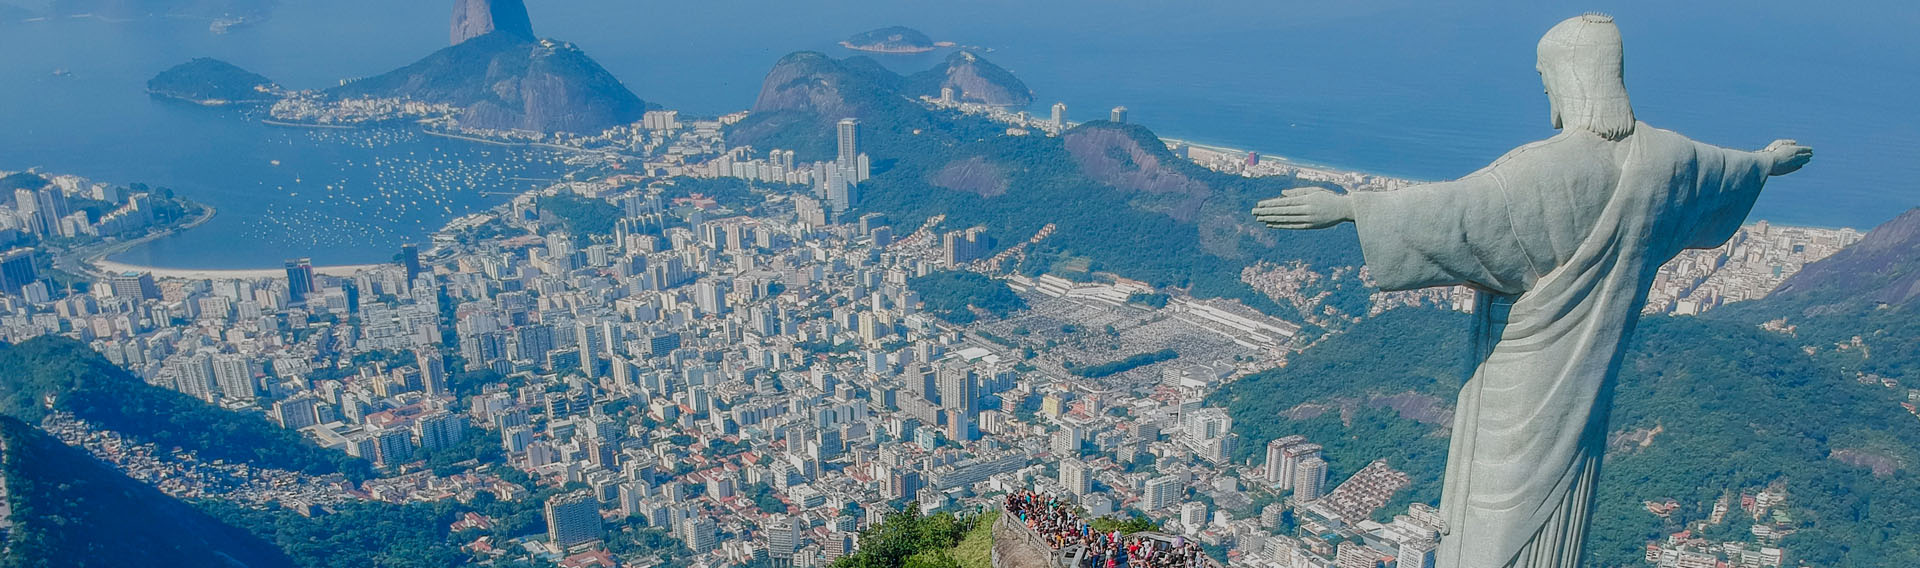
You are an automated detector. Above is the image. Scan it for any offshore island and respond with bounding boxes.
[840,26,954,54]
[146,57,281,107]
[3,3,1915,568]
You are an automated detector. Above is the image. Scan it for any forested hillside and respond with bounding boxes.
[0,336,369,479]
[0,416,295,567]
[1215,301,1920,567]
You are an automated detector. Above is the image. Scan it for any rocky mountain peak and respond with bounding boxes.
[450,0,534,46]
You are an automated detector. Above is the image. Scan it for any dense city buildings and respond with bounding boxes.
[0,96,1852,568]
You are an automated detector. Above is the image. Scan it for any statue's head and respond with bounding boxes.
[1538,14,1635,140]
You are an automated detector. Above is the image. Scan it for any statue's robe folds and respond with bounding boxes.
[1347,123,1771,568]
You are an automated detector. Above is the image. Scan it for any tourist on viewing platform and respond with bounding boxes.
[1005,491,1211,568]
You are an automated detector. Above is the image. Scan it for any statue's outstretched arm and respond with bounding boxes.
[1252,187,1352,230]
[1760,139,1813,176]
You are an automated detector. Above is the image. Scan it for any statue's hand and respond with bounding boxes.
[1763,139,1812,176]
[1252,187,1353,230]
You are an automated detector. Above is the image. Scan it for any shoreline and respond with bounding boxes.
[90,258,389,280]
[1158,135,1427,184]
[260,118,363,130]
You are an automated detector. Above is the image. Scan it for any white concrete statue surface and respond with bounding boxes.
[1253,14,1812,568]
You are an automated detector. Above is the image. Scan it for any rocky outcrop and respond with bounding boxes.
[450,0,533,46]
[1062,122,1213,222]
[749,51,905,119]
[931,156,1010,197]
[909,51,1033,107]
[729,51,925,159]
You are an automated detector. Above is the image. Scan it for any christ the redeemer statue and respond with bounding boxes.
[1252,14,1812,568]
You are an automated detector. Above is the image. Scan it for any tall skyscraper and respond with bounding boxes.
[1110,106,1128,123]
[1278,442,1323,491]
[545,490,605,547]
[0,248,38,296]
[694,280,730,315]
[417,350,448,397]
[836,118,860,165]
[1051,102,1067,128]
[13,186,68,235]
[1294,456,1329,501]
[400,243,422,284]
[1263,435,1309,487]
[941,227,993,267]
[284,258,315,303]
[937,362,978,416]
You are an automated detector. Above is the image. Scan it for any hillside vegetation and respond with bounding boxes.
[1214,303,1920,566]
[0,416,295,567]
[0,336,369,480]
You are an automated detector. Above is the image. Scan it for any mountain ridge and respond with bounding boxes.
[1762,206,1920,316]
[905,51,1033,108]
[0,415,295,567]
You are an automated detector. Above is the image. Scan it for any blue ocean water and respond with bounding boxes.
[0,0,1913,268]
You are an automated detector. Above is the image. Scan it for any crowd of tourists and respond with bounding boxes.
[1003,492,1212,568]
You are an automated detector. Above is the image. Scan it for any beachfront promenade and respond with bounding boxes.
[89,259,386,280]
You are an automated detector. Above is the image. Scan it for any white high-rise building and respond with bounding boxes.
[1144,476,1182,511]
[822,167,852,216]
[1059,458,1091,497]
[1294,456,1329,501]
[210,353,256,400]
[170,352,217,402]
[1268,437,1321,491]
[1264,435,1306,485]
[765,514,799,561]
[1051,102,1067,128]
[1179,502,1208,535]
[836,118,860,165]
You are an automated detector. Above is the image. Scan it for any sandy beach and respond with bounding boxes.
[91,258,388,280]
